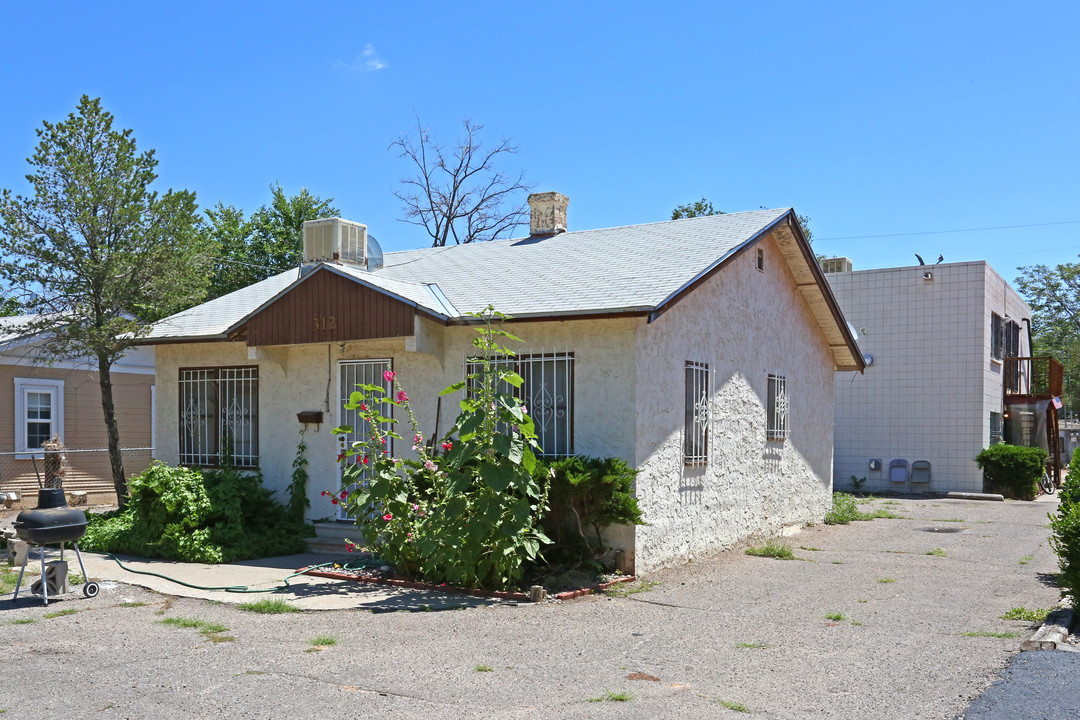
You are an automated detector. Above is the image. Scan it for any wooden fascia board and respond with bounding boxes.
[774,215,866,373]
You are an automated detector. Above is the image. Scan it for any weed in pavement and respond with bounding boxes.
[43,609,78,619]
[736,642,767,649]
[239,598,300,614]
[745,541,794,560]
[605,580,660,597]
[877,578,896,584]
[925,548,946,557]
[475,665,494,672]
[960,630,1021,638]
[588,690,632,702]
[1000,607,1051,622]
[721,700,750,713]
[1018,556,1033,565]
[310,635,337,647]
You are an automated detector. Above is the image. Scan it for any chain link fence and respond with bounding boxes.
[0,447,155,506]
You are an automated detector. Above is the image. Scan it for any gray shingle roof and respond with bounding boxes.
[146,208,789,341]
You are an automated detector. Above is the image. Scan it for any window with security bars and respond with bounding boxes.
[766,374,789,441]
[684,361,709,465]
[465,352,574,457]
[179,367,259,468]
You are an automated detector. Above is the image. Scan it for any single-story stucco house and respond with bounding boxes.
[142,194,863,571]
[0,315,156,504]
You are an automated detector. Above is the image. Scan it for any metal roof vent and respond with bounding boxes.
[303,218,371,267]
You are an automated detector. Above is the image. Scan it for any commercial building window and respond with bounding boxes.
[991,313,1005,360]
[684,361,709,465]
[767,374,789,441]
[179,367,259,468]
[990,411,1003,445]
[466,353,574,457]
[1005,319,1021,359]
[14,378,64,458]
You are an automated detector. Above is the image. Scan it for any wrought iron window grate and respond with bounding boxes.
[767,373,789,441]
[179,367,259,468]
[464,349,574,457]
[684,361,709,465]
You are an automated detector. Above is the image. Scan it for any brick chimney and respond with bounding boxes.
[527,192,569,236]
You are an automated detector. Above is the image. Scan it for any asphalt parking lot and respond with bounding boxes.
[0,494,1064,719]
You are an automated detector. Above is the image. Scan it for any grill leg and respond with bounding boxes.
[11,544,29,603]
[72,543,88,584]
[40,548,47,606]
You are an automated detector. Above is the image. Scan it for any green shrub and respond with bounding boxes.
[534,456,646,565]
[81,462,311,563]
[1051,452,1080,603]
[975,444,1047,500]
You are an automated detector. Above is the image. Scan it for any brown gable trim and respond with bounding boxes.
[235,266,417,346]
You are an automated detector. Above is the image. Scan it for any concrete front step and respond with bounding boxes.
[303,522,357,554]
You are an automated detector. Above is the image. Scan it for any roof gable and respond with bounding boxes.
[233,266,416,346]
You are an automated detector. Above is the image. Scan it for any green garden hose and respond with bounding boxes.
[106,554,383,594]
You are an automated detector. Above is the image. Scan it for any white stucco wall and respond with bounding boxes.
[827,261,1031,494]
[154,317,639,519]
[632,233,837,572]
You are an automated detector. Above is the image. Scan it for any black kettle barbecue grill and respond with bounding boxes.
[11,487,99,604]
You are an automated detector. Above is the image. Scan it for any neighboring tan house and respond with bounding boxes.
[0,316,156,504]
[143,195,863,571]
[825,259,1050,494]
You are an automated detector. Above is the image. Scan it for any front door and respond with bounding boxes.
[337,359,392,521]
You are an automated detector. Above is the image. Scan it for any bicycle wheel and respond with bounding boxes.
[1041,472,1056,495]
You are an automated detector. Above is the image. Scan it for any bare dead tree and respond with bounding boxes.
[391,118,532,246]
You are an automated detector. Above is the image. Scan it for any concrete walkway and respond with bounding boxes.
[21,549,504,611]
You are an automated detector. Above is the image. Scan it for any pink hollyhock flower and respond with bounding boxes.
[382,513,393,521]
[345,541,355,552]
[412,504,419,512]
[331,498,339,505]
[320,490,329,496]
[424,459,437,471]
[383,369,396,382]
[336,452,346,462]
[362,455,370,465]
[397,390,409,403]
[414,433,422,443]
[359,402,368,411]
[412,444,420,451]
[380,437,386,445]
[521,405,528,414]
[441,441,452,452]
[340,490,348,499]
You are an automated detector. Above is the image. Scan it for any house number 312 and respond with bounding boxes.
[313,314,337,331]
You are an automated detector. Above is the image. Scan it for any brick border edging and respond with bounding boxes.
[296,566,637,602]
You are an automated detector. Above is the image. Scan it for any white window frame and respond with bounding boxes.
[766,374,789,441]
[14,377,64,459]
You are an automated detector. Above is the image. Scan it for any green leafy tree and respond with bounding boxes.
[1016,261,1080,408]
[671,197,814,241]
[671,197,723,220]
[0,293,20,317]
[203,184,339,300]
[0,96,211,505]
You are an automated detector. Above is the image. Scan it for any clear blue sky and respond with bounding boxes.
[2,2,1078,285]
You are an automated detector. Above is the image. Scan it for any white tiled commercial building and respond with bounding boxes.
[826,260,1031,494]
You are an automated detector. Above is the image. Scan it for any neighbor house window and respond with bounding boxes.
[756,247,765,272]
[684,361,709,465]
[766,374,789,441]
[14,378,64,458]
[466,352,574,457]
[179,367,259,468]
[991,313,1004,360]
